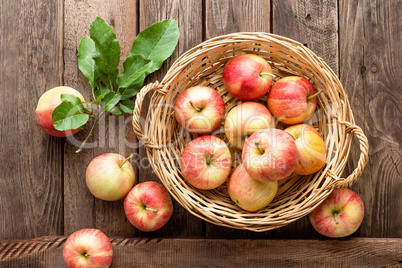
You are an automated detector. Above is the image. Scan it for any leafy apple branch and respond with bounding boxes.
[51,17,180,153]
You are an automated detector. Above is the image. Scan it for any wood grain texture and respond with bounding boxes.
[339,0,402,238]
[1,237,401,267]
[0,0,64,240]
[271,0,339,238]
[63,0,138,236]
[204,0,271,238]
[137,0,204,237]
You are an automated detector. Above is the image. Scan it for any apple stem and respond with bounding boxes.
[189,101,201,112]
[206,153,214,165]
[75,111,107,153]
[333,212,340,225]
[260,72,276,79]
[119,154,134,168]
[307,90,323,101]
[145,207,159,213]
[255,142,265,155]
[287,132,296,140]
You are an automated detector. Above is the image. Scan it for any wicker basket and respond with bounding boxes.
[132,32,369,232]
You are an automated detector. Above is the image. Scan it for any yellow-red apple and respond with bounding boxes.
[86,153,136,201]
[63,228,113,268]
[284,124,326,175]
[222,54,274,100]
[36,86,85,137]
[174,86,225,134]
[267,76,319,125]
[224,102,275,150]
[181,135,232,190]
[124,181,173,232]
[242,128,299,182]
[309,188,364,238]
[228,164,278,211]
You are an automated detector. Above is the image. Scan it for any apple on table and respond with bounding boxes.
[174,86,225,134]
[309,188,364,238]
[124,181,173,232]
[86,153,136,201]
[267,76,321,125]
[223,54,274,100]
[63,228,113,268]
[181,135,232,190]
[224,101,275,150]
[36,86,85,137]
[242,128,299,183]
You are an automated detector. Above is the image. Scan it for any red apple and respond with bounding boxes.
[86,153,135,201]
[174,86,225,134]
[224,101,275,150]
[242,128,299,182]
[267,76,319,125]
[63,228,113,268]
[284,124,326,175]
[309,188,364,238]
[181,135,232,190]
[124,181,173,232]
[36,86,85,137]
[228,164,278,211]
[222,54,274,100]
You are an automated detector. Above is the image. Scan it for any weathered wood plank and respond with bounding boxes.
[1,237,401,267]
[339,0,402,238]
[0,0,64,239]
[204,0,272,238]
[136,0,204,237]
[271,0,339,238]
[63,0,139,236]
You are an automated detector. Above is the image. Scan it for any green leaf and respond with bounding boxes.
[117,55,152,99]
[52,102,90,131]
[101,92,121,112]
[119,99,135,114]
[129,19,179,75]
[94,81,110,100]
[92,95,103,105]
[60,94,83,106]
[78,36,98,88]
[90,17,120,87]
[110,106,122,115]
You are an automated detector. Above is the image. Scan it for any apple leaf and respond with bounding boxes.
[101,92,121,112]
[129,19,179,75]
[119,99,135,114]
[52,101,89,131]
[110,106,122,115]
[78,36,98,89]
[90,17,120,88]
[60,94,83,106]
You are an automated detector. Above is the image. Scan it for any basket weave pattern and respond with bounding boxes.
[132,33,369,232]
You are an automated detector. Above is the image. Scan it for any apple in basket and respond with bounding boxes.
[36,86,85,137]
[242,128,299,182]
[228,164,278,211]
[124,181,173,232]
[267,76,320,125]
[63,228,113,268]
[174,86,225,134]
[309,188,364,238]
[222,54,274,100]
[224,101,275,150]
[181,135,232,190]
[284,124,326,175]
[86,153,136,201]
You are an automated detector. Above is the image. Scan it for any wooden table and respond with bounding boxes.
[1,0,401,267]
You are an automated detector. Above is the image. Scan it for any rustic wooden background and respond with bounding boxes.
[0,0,401,266]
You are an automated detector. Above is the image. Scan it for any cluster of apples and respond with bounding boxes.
[36,88,174,267]
[174,54,327,212]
